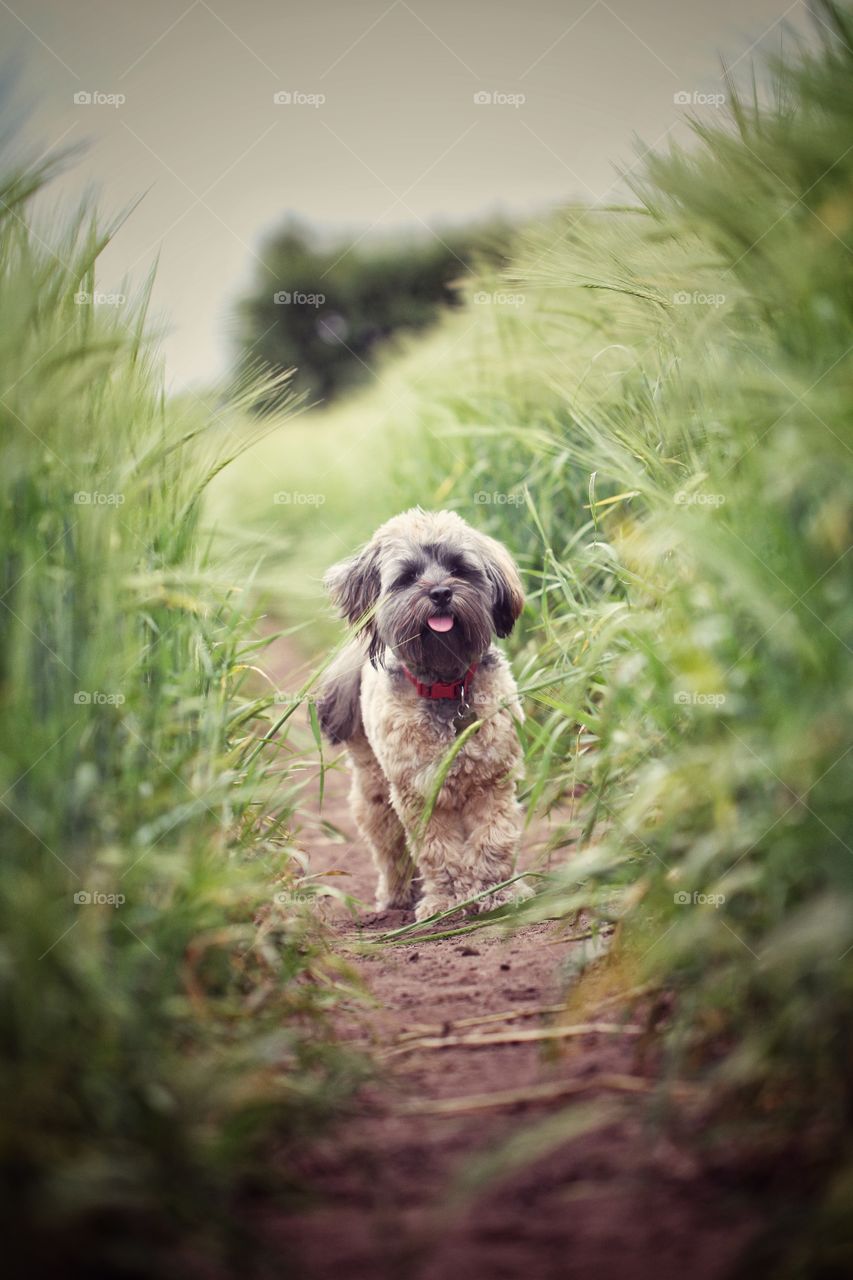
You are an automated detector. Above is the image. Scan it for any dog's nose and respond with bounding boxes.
[429,586,452,607]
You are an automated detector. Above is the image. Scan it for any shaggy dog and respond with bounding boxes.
[317,508,529,921]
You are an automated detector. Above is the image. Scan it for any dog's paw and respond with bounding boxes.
[414,893,457,923]
[376,890,416,911]
[375,875,417,912]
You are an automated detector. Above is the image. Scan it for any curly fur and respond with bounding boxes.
[317,508,529,920]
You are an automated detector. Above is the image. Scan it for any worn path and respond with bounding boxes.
[261,634,757,1280]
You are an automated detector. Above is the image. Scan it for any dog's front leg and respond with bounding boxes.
[460,782,530,910]
[388,779,489,922]
[349,737,417,910]
[412,817,481,922]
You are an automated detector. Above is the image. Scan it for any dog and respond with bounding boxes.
[317,508,529,921]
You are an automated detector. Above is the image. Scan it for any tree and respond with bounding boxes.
[233,218,514,410]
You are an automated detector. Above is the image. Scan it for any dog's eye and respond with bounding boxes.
[392,565,419,589]
[447,560,474,579]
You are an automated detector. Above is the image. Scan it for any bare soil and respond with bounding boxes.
[260,634,760,1280]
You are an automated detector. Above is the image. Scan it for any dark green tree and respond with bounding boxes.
[233,219,514,408]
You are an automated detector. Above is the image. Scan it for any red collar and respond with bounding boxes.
[400,662,478,701]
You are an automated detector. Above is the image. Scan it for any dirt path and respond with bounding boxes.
[261,634,759,1280]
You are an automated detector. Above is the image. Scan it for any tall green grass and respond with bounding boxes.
[0,144,363,1277]
[412,9,853,1268]
[217,4,853,1269]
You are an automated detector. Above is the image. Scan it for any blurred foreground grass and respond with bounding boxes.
[0,140,365,1277]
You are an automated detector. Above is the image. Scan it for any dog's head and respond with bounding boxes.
[324,509,524,676]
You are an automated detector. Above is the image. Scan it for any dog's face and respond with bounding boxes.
[325,509,524,675]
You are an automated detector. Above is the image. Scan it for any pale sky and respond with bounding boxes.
[4,0,814,388]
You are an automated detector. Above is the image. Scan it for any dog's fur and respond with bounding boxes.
[317,508,528,921]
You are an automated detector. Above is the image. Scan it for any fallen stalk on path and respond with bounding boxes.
[393,1073,680,1116]
[373,921,596,947]
[394,1003,573,1041]
[382,1021,642,1058]
[364,872,550,944]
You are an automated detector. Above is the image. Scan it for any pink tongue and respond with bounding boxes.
[427,615,454,633]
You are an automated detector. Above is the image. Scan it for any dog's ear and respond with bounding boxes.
[324,540,382,630]
[479,534,525,637]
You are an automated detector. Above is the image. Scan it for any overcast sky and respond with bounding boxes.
[4,0,814,388]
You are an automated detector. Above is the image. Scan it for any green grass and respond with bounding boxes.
[0,140,366,1277]
[4,3,849,1273]
[215,5,853,1271]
